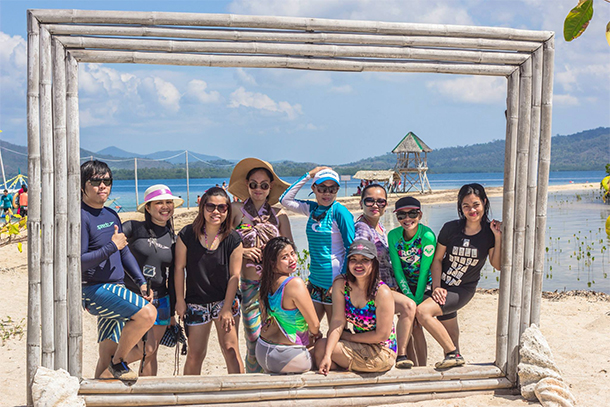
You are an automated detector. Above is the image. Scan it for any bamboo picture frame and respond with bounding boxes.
[26,9,554,406]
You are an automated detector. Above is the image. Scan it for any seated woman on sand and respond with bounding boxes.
[416,183,502,369]
[174,187,245,374]
[279,167,355,324]
[315,239,396,374]
[256,237,321,374]
[387,196,436,368]
[227,158,293,373]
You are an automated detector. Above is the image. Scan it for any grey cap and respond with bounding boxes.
[347,239,378,260]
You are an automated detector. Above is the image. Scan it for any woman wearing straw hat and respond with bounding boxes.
[228,158,293,373]
[122,184,183,376]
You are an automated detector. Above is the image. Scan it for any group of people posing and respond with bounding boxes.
[80,158,502,382]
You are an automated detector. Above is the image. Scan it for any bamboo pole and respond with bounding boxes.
[80,364,504,393]
[66,51,83,377]
[26,11,42,406]
[185,151,189,209]
[532,37,555,326]
[52,37,68,371]
[495,69,519,375]
[55,35,529,65]
[520,47,543,335]
[507,57,532,384]
[81,377,511,406]
[30,9,554,41]
[67,50,515,76]
[39,25,55,370]
[134,158,139,208]
[43,24,542,52]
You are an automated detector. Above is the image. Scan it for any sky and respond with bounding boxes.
[0,0,609,165]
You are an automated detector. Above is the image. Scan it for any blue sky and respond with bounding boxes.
[1,0,608,164]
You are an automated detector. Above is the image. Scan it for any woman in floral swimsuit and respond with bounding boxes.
[315,239,397,374]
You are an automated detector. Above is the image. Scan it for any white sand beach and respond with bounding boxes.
[1,182,608,406]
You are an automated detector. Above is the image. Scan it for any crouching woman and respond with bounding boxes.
[315,239,397,374]
[256,237,321,374]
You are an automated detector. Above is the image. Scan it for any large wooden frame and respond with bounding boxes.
[26,9,554,406]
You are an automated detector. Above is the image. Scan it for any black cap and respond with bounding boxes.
[394,196,421,212]
[347,239,378,260]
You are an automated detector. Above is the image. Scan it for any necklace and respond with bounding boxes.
[203,228,219,249]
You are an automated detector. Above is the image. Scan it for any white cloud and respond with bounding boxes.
[0,32,27,98]
[80,102,119,128]
[184,79,221,104]
[330,85,353,94]
[236,68,258,86]
[151,77,181,112]
[426,76,505,104]
[553,94,579,106]
[556,64,610,93]
[228,87,302,119]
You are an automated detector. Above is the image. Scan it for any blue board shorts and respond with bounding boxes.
[153,294,171,326]
[82,283,149,343]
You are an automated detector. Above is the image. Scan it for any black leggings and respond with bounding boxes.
[424,286,476,321]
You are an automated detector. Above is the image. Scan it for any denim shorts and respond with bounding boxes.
[82,283,148,343]
[184,297,240,326]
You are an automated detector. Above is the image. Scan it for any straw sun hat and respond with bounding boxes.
[137,184,184,213]
[228,158,289,205]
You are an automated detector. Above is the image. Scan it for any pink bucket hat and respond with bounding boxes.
[137,184,184,213]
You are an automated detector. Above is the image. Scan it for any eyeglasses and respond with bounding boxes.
[248,181,270,191]
[348,257,373,266]
[363,197,387,208]
[204,203,229,213]
[88,177,113,187]
[315,185,339,194]
[396,210,420,220]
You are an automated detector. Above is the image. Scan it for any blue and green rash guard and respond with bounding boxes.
[279,173,355,290]
[81,202,145,287]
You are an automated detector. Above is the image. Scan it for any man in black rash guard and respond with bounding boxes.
[80,160,157,381]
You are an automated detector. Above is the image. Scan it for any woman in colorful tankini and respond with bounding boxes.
[228,158,293,373]
[416,183,502,369]
[174,187,245,374]
[280,167,355,323]
[256,237,321,373]
[123,184,183,375]
[355,185,416,368]
[315,239,396,374]
[387,196,436,368]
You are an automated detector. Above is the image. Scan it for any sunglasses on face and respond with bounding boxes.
[88,177,113,187]
[315,185,339,194]
[396,210,420,220]
[204,203,229,213]
[248,181,270,191]
[363,197,387,208]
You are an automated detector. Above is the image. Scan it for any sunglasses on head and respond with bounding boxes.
[363,197,387,208]
[89,177,113,187]
[315,184,339,194]
[248,181,270,191]
[396,209,420,220]
[204,203,229,213]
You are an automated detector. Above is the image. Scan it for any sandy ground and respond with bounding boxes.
[0,182,607,406]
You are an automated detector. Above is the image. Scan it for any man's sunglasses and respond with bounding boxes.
[315,185,339,194]
[396,210,420,220]
[248,181,270,191]
[204,203,229,213]
[363,197,387,208]
[88,177,113,187]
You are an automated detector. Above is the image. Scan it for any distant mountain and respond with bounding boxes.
[1,128,608,179]
[337,127,610,174]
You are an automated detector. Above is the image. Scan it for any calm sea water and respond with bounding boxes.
[104,170,610,293]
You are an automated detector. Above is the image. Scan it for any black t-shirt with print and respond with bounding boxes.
[178,225,241,305]
[438,219,495,289]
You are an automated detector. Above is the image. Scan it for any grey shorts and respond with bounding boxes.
[425,286,476,321]
[255,337,312,374]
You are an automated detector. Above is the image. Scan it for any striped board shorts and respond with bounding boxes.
[82,283,148,343]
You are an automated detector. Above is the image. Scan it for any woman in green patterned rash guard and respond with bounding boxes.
[387,196,436,367]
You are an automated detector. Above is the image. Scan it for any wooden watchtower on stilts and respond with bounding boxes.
[392,132,433,193]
